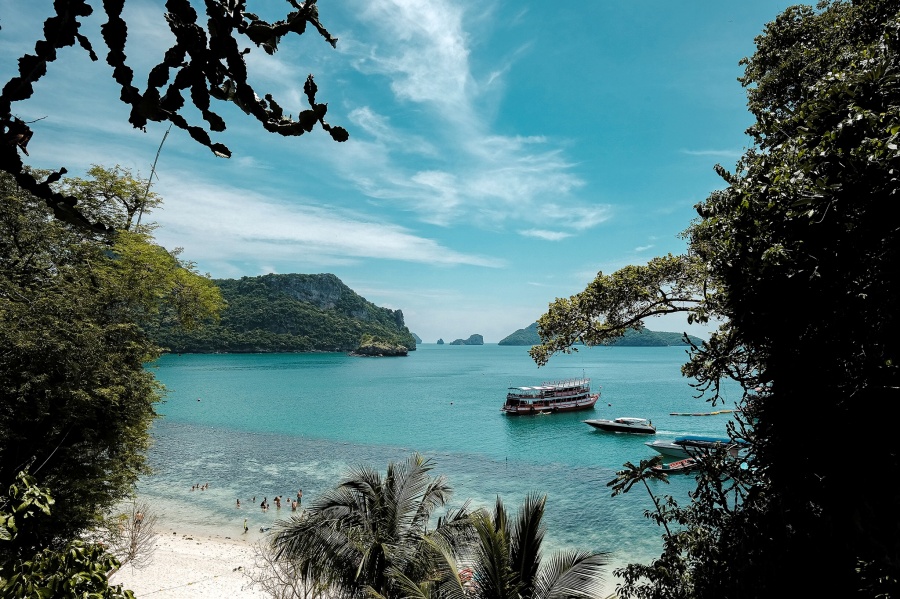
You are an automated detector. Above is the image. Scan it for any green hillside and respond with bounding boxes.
[498,322,704,347]
[149,273,417,353]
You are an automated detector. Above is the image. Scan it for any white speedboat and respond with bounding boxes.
[645,435,748,459]
[583,417,656,435]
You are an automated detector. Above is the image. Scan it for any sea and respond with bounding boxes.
[137,343,741,580]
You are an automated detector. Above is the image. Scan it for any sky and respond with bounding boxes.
[1,0,793,343]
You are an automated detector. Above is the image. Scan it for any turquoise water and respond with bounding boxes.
[139,344,740,575]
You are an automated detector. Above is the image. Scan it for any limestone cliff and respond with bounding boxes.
[149,273,417,353]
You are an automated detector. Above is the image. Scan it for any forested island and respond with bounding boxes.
[149,273,416,353]
[449,334,484,345]
[498,322,704,347]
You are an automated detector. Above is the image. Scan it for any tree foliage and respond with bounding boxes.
[530,1,900,597]
[271,453,475,599]
[270,456,610,599]
[0,167,223,554]
[0,472,134,599]
[447,494,609,599]
[0,0,347,233]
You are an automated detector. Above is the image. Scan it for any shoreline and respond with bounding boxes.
[111,524,622,598]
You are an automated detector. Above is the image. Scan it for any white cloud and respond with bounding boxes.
[324,0,607,236]
[354,0,472,112]
[520,229,572,241]
[151,175,503,273]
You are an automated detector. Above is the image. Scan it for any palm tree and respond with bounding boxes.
[415,493,610,599]
[271,453,473,599]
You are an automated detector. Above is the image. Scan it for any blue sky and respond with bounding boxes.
[1,1,790,343]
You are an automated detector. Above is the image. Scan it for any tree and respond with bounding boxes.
[59,165,164,233]
[0,471,135,599]
[95,500,159,575]
[530,1,900,597]
[0,168,223,554]
[0,0,348,233]
[271,453,474,599]
[426,494,609,599]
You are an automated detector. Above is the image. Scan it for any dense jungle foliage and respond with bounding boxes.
[532,1,900,597]
[149,273,417,353]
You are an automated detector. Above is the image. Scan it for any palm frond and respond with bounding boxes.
[510,493,546,596]
[470,509,518,599]
[534,550,610,599]
[271,513,363,596]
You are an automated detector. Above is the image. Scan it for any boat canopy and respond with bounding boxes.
[675,435,749,447]
[508,378,590,392]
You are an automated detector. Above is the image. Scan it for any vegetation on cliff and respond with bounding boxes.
[449,334,484,345]
[149,273,416,353]
[352,334,409,357]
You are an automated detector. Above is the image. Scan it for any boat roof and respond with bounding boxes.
[508,378,591,391]
[674,435,748,446]
[615,417,650,423]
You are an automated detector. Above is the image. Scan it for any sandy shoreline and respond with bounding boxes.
[112,527,621,598]
[111,529,268,598]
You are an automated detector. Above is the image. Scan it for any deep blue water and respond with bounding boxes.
[139,344,740,575]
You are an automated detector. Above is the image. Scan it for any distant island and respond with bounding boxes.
[498,322,704,347]
[149,273,416,354]
[411,332,422,344]
[449,334,484,346]
[437,338,445,345]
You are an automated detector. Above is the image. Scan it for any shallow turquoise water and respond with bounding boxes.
[139,344,740,572]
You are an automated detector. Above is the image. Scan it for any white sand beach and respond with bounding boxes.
[111,530,268,598]
[111,527,620,598]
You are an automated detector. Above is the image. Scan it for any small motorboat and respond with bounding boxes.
[583,417,656,435]
[651,457,699,475]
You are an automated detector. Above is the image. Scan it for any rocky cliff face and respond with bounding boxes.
[259,273,405,326]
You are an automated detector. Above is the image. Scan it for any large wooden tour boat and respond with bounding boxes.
[501,378,599,415]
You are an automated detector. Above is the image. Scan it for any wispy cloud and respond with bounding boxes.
[327,0,607,235]
[151,175,503,274]
[681,148,742,158]
[520,229,572,241]
[634,244,654,252]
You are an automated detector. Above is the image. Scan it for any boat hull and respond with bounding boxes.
[644,440,689,458]
[646,436,747,459]
[501,393,599,415]
[583,418,656,434]
[651,457,699,474]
